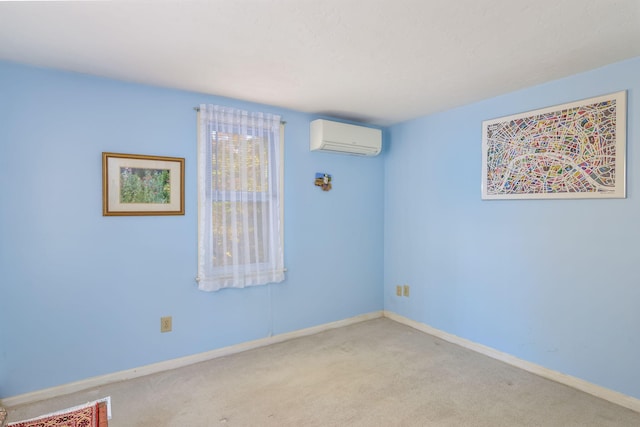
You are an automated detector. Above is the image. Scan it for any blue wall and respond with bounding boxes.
[3,55,640,402]
[0,61,384,398]
[385,57,640,399]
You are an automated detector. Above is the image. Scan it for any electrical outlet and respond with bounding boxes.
[403,285,410,297]
[161,316,172,333]
[396,285,402,296]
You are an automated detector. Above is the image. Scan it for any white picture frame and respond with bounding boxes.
[482,91,626,200]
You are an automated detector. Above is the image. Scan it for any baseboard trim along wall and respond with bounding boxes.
[383,310,640,414]
[2,311,384,407]
[5,309,640,414]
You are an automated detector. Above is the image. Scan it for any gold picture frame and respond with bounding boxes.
[102,152,185,216]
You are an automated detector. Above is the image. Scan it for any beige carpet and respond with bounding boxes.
[6,318,640,426]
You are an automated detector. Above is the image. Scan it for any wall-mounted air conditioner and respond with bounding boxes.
[310,119,382,156]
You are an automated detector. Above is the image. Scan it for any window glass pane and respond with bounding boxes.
[211,132,270,193]
[211,201,270,267]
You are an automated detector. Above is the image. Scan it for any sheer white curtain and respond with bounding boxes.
[197,104,284,291]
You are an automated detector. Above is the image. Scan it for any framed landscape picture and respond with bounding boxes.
[482,91,626,200]
[102,152,185,216]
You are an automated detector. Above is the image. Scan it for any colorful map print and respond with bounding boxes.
[482,92,625,199]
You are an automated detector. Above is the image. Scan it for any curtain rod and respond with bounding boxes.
[194,106,285,124]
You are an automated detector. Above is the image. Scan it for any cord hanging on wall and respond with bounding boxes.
[314,172,332,191]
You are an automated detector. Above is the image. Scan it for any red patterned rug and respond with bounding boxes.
[7,401,107,427]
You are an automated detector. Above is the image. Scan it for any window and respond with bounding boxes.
[197,105,284,291]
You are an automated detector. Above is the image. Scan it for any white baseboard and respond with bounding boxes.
[2,311,384,407]
[7,310,638,414]
[383,310,640,414]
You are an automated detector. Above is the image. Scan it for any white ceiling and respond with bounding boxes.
[1,1,639,126]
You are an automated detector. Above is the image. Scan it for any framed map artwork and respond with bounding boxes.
[482,91,626,200]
